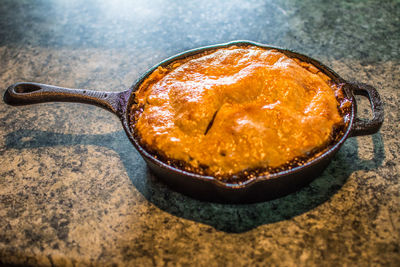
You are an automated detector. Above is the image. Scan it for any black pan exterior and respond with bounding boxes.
[4,40,383,203]
[142,150,336,203]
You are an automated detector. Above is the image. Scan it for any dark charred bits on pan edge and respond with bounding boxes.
[128,50,351,184]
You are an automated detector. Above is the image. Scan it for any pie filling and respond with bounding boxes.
[131,45,350,179]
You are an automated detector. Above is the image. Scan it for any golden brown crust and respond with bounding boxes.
[132,46,344,176]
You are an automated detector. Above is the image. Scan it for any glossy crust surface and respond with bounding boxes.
[133,46,344,177]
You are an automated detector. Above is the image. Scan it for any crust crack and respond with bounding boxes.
[204,108,220,135]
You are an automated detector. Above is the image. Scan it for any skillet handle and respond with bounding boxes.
[3,82,130,117]
[348,82,384,137]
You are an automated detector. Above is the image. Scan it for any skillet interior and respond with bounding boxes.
[124,41,354,188]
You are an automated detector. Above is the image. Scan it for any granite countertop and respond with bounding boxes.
[0,0,399,266]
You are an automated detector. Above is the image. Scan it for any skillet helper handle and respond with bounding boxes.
[4,82,129,116]
[348,82,384,137]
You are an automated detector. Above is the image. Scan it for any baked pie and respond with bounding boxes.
[131,46,348,178]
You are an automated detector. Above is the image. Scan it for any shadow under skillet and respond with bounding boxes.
[5,129,385,233]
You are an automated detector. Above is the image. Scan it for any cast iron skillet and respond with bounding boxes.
[4,40,384,203]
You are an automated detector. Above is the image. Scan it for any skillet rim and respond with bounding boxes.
[121,40,356,190]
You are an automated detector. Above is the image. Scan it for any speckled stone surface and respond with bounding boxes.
[0,0,399,266]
